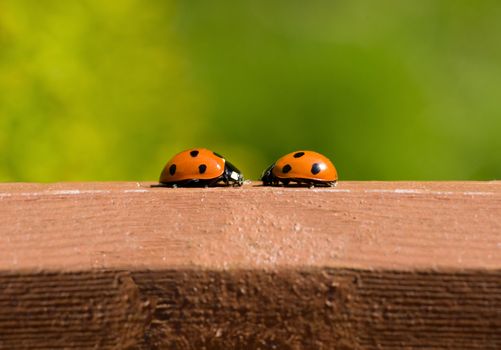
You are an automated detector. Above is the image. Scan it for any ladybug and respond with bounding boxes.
[159,148,244,187]
[261,150,338,187]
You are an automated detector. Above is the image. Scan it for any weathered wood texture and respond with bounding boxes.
[0,181,500,349]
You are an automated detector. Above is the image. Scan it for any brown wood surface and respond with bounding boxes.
[0,181,500,349]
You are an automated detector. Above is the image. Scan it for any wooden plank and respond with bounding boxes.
[0,181,500,348]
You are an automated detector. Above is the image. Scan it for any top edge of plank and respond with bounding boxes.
[1,180,501,195]
[0,181,500,272]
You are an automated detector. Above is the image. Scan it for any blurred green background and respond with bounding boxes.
[1,0,500,182]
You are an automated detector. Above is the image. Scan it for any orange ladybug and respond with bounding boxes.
[261,150,338,187]
[159,148,244,187]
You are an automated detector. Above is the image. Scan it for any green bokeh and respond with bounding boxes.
[1,0,500,181]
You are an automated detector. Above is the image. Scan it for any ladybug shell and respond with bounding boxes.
[272,150,338,182]
[159,148,225,183]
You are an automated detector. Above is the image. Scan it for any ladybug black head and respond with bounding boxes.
[260,163,276,185]
[224,160,244,186]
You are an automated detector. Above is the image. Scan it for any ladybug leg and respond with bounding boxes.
[300,180,315,188]
[209,178,223,187]
[232,178,243,187]
[221,175,230,187]
[281,179,290,186]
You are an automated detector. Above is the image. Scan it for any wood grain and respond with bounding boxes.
[0,181,500,348]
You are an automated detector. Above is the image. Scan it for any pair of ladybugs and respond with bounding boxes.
[159,148,338,187]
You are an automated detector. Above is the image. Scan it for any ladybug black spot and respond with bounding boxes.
[169,164,176,176]
[311,163,321,175]
[190,150,199,157]
[213,151,224,158]
[199,164,207,174]
[293,152,305,158]
[282,164,292,173]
